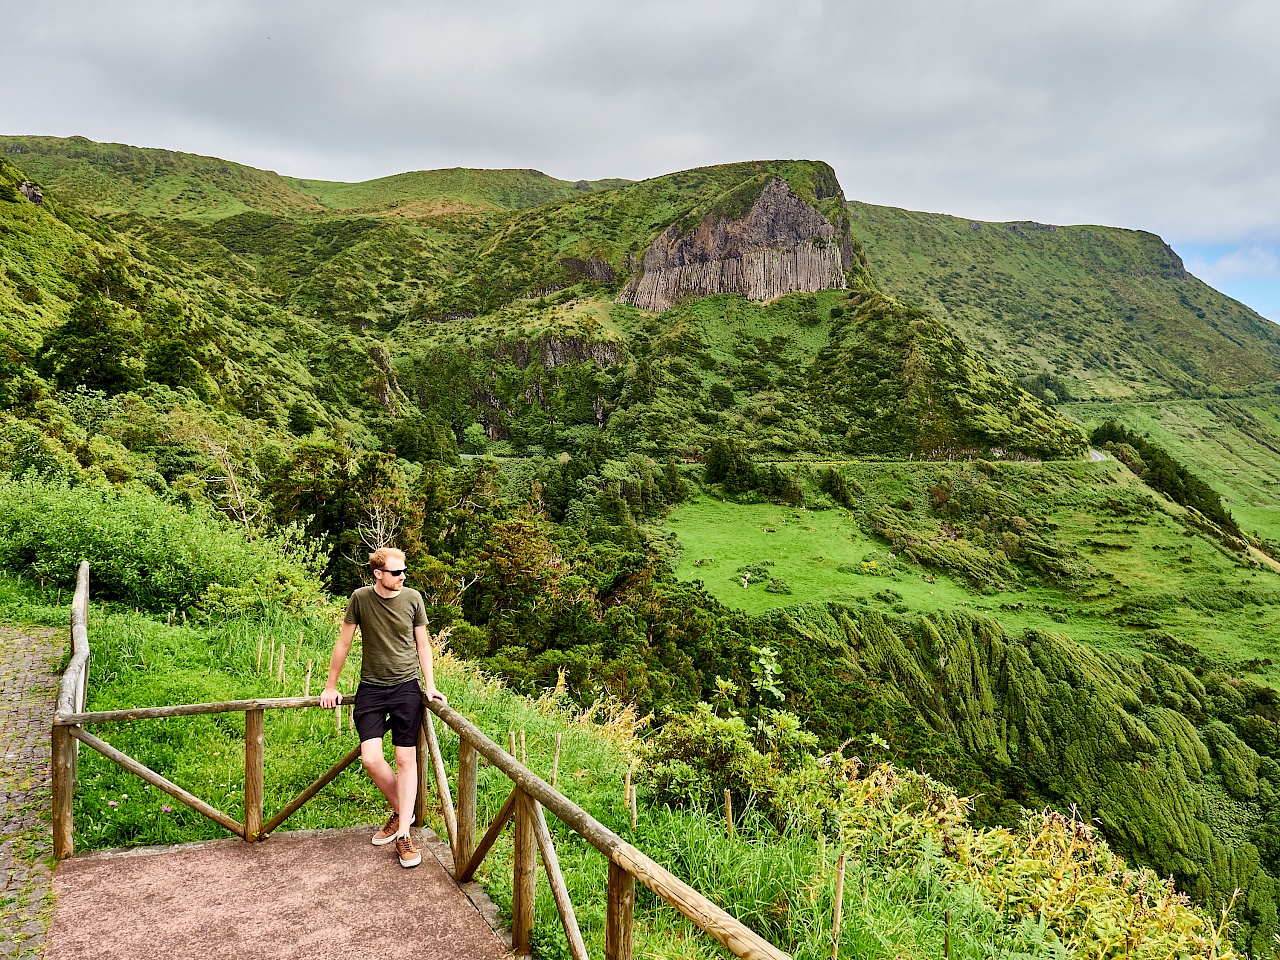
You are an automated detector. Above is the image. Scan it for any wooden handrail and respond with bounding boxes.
[52,561,89,858]
[55,561,90,717]
[425,699,791,960]
[55,695,343,725]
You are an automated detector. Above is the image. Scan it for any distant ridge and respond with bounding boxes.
[847,200,1280,401]
[0,135,630,220]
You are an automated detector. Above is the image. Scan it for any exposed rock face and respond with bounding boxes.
[497,336,624,370]
[18,181,42,205]
[560,256,616,284]
[366,344,402,414]
[620,177,848,313]
[1150,240,1188,280]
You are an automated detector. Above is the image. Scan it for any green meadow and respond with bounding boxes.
[1067,396,1280,545]
[669,458,1280,686]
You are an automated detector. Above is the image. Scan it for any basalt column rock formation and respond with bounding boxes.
[621,177,850,313]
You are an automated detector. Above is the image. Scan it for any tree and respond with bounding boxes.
[37,294,144,395]
[704,438,756,493]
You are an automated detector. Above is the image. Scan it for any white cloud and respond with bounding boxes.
[1185,245,1280,285]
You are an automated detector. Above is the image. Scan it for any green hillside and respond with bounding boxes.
[0,154,328,430]
[847,200,1280,400]
[845,198,1280,544]
[1067,396,1280,545]
[4,134,1280,954]
[1,135,326,219]
[287,168,632,215]
[3,142,1080,461]
[0,135,629,220]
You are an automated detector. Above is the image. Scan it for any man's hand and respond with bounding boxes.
[320,686,343,709]
[425,686,448,706]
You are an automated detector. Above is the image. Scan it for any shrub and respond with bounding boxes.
[642,704,832,830]
[0,475,322,613]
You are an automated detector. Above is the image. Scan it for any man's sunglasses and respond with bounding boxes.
[379,567,409,577]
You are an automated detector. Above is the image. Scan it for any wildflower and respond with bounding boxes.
[162,806,172,813]
[107,800,118,807]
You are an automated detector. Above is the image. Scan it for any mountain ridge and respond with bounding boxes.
[846,199,1280,401]
[0,135,631,220]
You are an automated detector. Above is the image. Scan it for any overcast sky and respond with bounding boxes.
[4,0,1278,318]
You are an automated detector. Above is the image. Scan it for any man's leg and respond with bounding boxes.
[361,737,399,810]
[393,744,417,836]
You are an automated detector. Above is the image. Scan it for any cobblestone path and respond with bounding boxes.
[1,625,61,958]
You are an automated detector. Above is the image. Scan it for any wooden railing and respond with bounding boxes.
[51,563,382,856]
[421,699,790,960]
[51,560,791,960]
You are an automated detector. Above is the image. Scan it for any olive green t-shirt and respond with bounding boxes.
[343,585,428,686]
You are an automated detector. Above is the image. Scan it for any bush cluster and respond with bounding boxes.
[0,475,321,614]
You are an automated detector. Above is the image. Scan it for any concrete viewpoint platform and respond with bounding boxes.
[46,826,510,960]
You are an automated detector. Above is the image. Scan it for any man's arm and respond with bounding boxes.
[415,624,447,704]
[320,621,357,708]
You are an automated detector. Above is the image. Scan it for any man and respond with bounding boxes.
[321,546,447,868]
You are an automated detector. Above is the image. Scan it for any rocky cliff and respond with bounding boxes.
[620,177,850,313]
[496,335,624,370]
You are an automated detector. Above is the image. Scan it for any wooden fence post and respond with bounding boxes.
[52,724,76,859]
[606,859,635,960]
[244,709,265,841]
[456,738,478,868]
[831,852,846,960]
[512,790,537,955]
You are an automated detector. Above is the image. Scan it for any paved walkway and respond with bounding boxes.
[0,625,61,958]
[47,827,509,960]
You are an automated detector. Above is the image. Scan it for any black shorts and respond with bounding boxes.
[353,679,424,748]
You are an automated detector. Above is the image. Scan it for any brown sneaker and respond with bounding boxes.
[396,833,421,868]
[372,811,408,846]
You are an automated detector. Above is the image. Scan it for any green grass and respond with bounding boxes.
[0,135,327,221]
[1066,396,1280,544]
[670,496,916,614]
[668,490,1145,656]
[287,168,631,215]
[669,459,1280,684]
[0,135,632,222]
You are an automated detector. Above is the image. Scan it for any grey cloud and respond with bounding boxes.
[3,0,1278,243]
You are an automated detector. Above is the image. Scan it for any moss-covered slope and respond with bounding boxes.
[768,603,1280,955]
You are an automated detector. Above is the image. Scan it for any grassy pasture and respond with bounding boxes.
[667,493,1145,652]
[669,458,1280,684]
[1067,396,1280,544]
